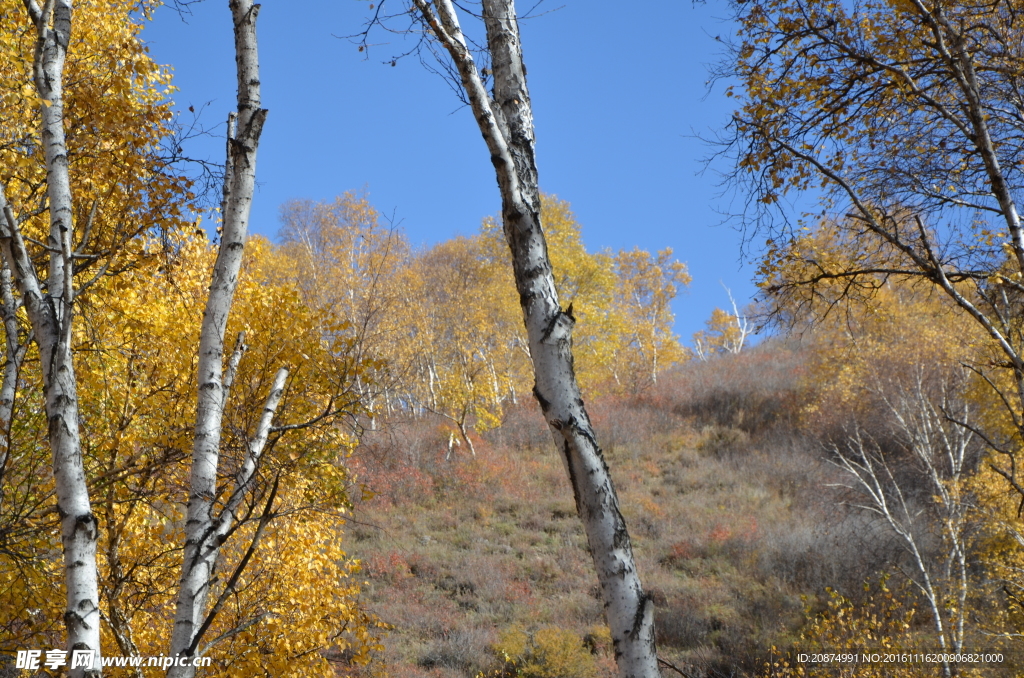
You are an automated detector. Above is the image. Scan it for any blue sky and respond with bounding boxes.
[142,0,758,344]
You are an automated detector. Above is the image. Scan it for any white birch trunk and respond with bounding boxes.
[411,2,660,675]
[0,232,28,496]
[1,2,103,674]
[830,375,975,678]
[168,1,267,672]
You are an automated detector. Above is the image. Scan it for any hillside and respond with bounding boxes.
[344,341,956,678]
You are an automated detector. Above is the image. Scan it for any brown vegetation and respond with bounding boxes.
[341,334,1016,678]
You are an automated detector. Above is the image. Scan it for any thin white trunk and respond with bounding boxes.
[723,284,750,354]
[457,414,476,457]
[170,368,287,672]
[427,358,439,411]
[2,2,102,673]
[412,2,660,675]
[0,258,27,486]
[446,430,459,461]
[168,1,267,672]
[484,352,501,407]
[831,372,976,678]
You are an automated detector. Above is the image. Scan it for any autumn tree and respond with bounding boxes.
[74,237,381,678]
[0,0,192,672]
[161,10,381,672]
[829,376,980,675]
[366,2,662,674]
[0,2,381,675]
[765,270,1010,660]
[692,286,750,362]
[403,236,524,453]
[277,193,410,418]
[692,309,743,360]
[165,1,282,672]
[722,0,1024,507]
[612,248,690,389]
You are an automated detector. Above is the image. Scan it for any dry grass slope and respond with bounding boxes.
[341,340,986,678]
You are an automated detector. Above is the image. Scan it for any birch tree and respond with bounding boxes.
[0,1,102,672]
[612,248,690,389]
[723,0,1024,502]
[168,0,275,672]
[377,2,662,675]
[692,287,751,362]
[829,372,978,678]
[0,0,209,668]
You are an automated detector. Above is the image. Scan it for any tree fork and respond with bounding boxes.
[167,1,268,675]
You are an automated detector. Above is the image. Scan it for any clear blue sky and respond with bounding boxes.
[142,1,758,344]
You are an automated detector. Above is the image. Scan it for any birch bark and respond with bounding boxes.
[410,2,660,675]
[0,211,29,505]
[0,2,103,674]
[167,1,268,673]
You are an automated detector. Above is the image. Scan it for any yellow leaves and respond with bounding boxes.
[608,246,690,392]
[1,0,193,265]
[768,581,936,677]
[401,231,522,435]
[693,307,745,358]
[1,0,207,658]
[494,625,599,678]
[730,0,1022,225]
[52,233,378,673]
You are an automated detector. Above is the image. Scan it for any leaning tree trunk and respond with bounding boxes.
[0,2,102,675]
[411,2,660,675]
[168,1,268,674]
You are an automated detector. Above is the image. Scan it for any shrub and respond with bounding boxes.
[763,583,928,678]
[495,626,598,678]
[419,628,495,675]
[696,425,751,458]
[655,338,810,435]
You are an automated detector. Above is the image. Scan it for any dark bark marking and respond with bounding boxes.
[540,311,561,343]
[521,264,545,280]
[562,438,582,515]
[572,419,601,454]
[518,289,538,309]
[503,205,523,223]
[64,609,94,629]
[629,592,654,640]
[613,522,630,551]
[532,384,550,412]
[75,513,97,526]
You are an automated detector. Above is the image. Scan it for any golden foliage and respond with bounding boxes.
[0,0,193,269]
[1,239,381,670]
[494,625,599,678]
[275,193,690,452]
[764,582,934,678]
